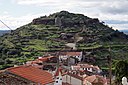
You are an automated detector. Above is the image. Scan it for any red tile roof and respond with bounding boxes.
[26,56,56,65]
[66,52,82,56]
[38,56,55,62]
[77,64,100,70]
[60,52,82,56]
[7,66,54,85]
[85,75,107,84]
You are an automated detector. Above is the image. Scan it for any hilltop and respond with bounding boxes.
[0,11,128,69]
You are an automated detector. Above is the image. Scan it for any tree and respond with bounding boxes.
[115,60,128,84]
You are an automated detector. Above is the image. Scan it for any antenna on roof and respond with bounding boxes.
[0,20,12,31]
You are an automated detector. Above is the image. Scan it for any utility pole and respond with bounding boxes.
[56,51,60,68]
[107,47,112,85]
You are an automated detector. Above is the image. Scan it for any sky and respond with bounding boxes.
[0,0,128,30]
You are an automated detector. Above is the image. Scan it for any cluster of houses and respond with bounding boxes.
[0,51,108,85]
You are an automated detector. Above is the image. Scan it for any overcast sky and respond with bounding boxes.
[0,0,128,30]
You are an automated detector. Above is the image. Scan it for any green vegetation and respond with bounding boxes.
[0,11,128,70]
[115,60,128,84]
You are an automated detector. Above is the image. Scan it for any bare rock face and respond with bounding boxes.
[65,43,76,50]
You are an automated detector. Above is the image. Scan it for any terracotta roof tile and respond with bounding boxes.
[27,56,56,65]
[85,75,107,84]
[7,66,54,85]
[77,64,100,70]
[66,52,82,56]
[60,52,82,56]
[38,56,55,62]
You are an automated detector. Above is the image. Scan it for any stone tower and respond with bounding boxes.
[55,16,62,27]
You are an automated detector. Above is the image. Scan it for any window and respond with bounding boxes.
[56,81,58,83]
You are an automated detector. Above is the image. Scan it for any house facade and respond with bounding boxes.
[62,72,107,85]
[71,64,102,74]
[59,52,83,62]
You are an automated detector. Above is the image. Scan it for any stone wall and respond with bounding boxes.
[32,18,55,25]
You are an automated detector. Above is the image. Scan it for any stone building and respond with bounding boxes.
[55,17,62,27]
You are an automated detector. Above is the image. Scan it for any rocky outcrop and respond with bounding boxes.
[86,18,99,25]
[32,18,55,25]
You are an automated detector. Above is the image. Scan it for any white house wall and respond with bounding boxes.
[59,52,83,62]
[62,75,82,85]
[70,76,82,85]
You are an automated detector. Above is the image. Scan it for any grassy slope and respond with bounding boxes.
[0,11,128,69]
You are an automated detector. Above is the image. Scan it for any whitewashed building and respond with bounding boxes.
[71,64,102,74]
[59,52,83,62]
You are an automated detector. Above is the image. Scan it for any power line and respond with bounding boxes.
[0,20,12,30]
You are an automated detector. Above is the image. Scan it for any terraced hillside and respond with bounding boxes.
[0,11,128,69]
